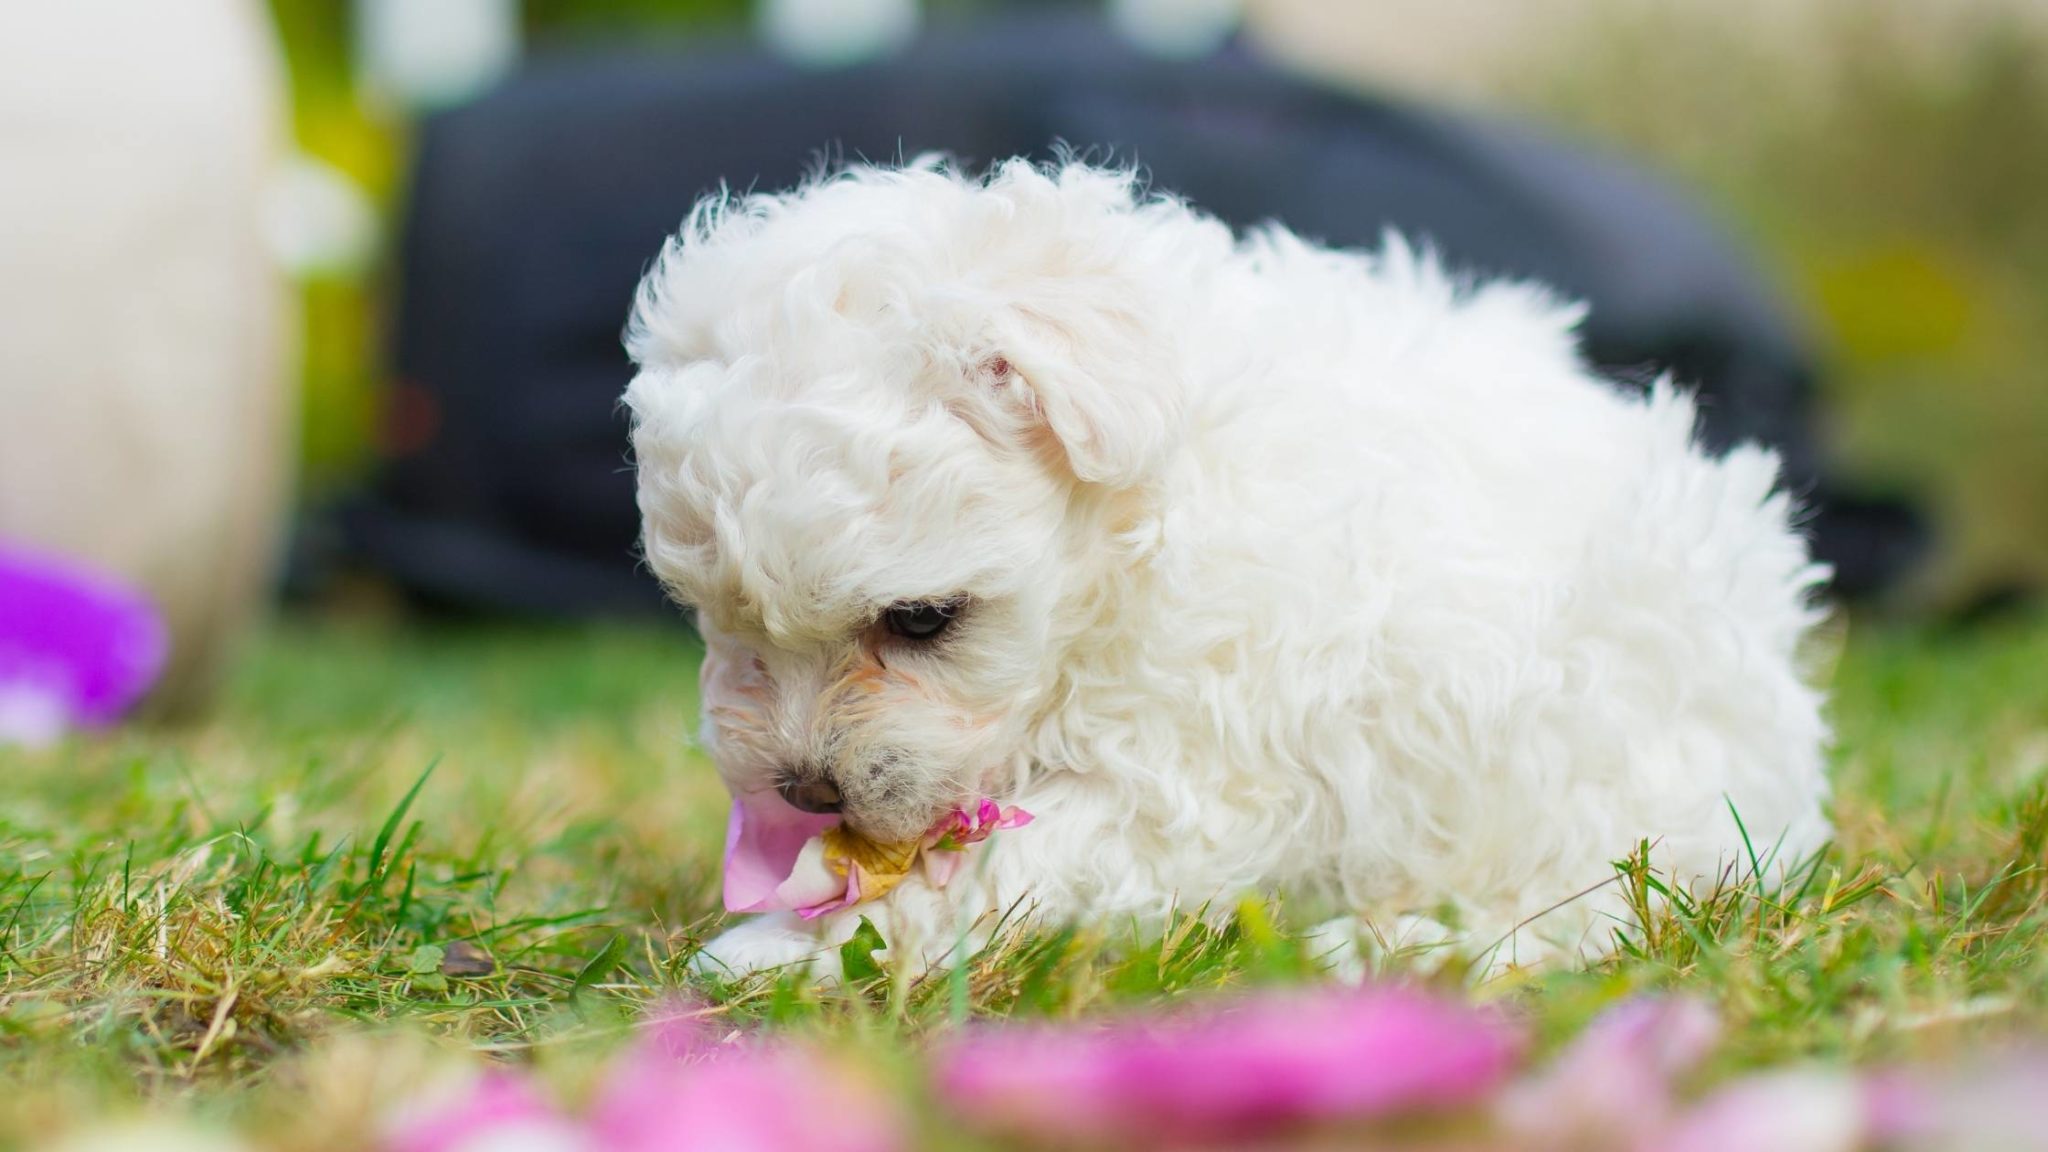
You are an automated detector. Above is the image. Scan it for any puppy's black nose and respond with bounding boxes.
[779,777,843,814]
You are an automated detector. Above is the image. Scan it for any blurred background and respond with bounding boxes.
[3,0,2044,720]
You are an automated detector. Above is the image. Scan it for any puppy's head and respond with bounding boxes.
[623,160,1222,842]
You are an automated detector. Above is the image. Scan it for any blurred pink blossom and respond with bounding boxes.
[1655,1069,1889,1152]
[377,987,2048,1152]
[385,1072,585,1152]
[1499,995,1720,1148]
[590,1044,905,1152]
[935,985,1520,1146]
[384,1007,905,1152]
[1879,1056,2048,1151]
[586,1001,907,1152]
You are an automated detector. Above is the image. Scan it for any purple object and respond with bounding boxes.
[0,542,167,744]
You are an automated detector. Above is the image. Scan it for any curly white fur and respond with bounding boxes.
[623,159,1831,977]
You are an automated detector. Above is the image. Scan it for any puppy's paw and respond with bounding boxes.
[689,913,846,982]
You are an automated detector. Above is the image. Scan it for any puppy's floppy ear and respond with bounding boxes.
[984,292,1185,487]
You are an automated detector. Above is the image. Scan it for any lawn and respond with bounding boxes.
[2,608,2046,1149]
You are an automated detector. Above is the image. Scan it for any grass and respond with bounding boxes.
[2,609,2046,1149]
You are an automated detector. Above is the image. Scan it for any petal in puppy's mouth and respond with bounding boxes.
[721,789,1032,918]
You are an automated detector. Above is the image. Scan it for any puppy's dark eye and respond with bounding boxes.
[884,600,958,641]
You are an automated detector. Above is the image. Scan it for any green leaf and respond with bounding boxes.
[369,759,439,885]
[839,916,888,986]
[571,933,629,1000]
[407,944,446,974]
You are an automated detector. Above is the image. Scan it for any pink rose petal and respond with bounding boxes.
[722,790,841,913]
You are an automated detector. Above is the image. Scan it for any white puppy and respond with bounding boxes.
[623,159,1830,977]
